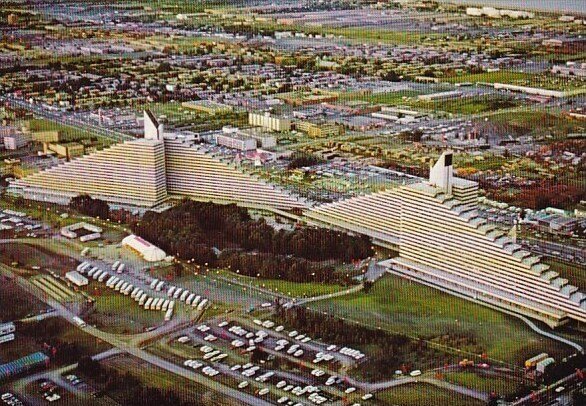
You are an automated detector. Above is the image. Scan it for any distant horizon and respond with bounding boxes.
[438,0,586,15]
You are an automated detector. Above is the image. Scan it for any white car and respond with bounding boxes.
[362,393,373,400]
[277,397,289,404]
[238,381,249,389]
[275,325,284,332]
[231,365,242,371]
[276,381,287,389]
[345,387,356,394]
[258,388,270,396]
[218,321,229,327]
[293,349,304,357]
[288,330,298,337]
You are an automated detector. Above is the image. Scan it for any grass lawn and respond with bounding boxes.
[309,274,572,366]
[28,119,114,148]
[376,383,485,406]
[87,290,163,334]
[480,111,585,138]
[338,90,420,105]
[443,371,521,397]
[212,268,347,298]
[443,71,536,85]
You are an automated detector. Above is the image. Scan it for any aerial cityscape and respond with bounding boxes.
[0,1,584,405]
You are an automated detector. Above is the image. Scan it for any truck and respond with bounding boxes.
[162,299,170,312]
[138,294,147,306]
[114,280,125,291]
[106,276,116,287]
[92,270,103,280]
[173,288,183,299]
[131,287,140,298]
[76,262,89,272]
[525,353,549,369]
[123,284,133,295]
[87,267,98,278]
[186,293,196,305]
[168,300,175,310]
[72,316,86,328]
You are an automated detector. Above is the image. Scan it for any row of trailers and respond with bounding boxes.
[149,279,209,311]
[76,262,178,320]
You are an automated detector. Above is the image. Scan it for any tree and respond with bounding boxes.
[70,194,109,218]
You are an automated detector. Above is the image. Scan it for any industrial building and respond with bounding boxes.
[248,112,292,132]
[305,152,586,328]
[0,352,50,382]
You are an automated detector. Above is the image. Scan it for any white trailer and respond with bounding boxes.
[144,297,153,310]
[180,290,190,302]
[114,280,125,291]
[169,300,175,310]
[138,294,147,306]
[150,279,159,290]
[112,261,120,271]
[109,277,120,288]
[167,286,176,297]
[162,299,170,312]
[156,298,164,311]
[98,272,109,283]
[173,288,183,299]
[106,276,116,287]
[164,308,173,321]
[186,293,196,305]
[123,285,133,295]
[191,296,201,307]
[117,263,126,274]
[87,267,98,277]
[77,261,89,272]
[134,290,144,301]
[197,298,208,310]
[120,282,129,292]
[155,281,165,292]
[92,270,103,280]
[131,287,140,298]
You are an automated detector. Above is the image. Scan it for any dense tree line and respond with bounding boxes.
[134,200,373,267]
[70,194,110,219]
[287,152,325,169]
[77,357,201,406]
[218,250,354,284]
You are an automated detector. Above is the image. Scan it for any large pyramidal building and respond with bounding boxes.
[306,152,586,327]
[8,111,308,211]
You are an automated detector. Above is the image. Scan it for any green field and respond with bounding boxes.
[483,111,585,138]
[443,371,521,397]
[376,383,485,406]
[87,291,163,334]
[211,269,347,298]
[309,274,572,366]
[28,119,114,148]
